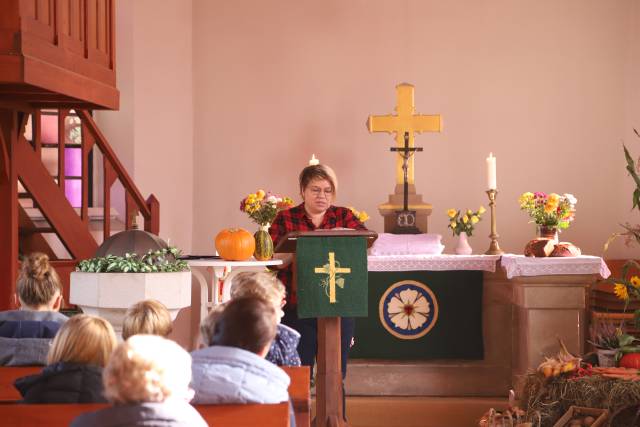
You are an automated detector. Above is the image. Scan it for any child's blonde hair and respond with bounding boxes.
[17,252,62,308]
[104,335,193,403]
[229,271,285,307]
[122,300,172,340]
[47,314,117,367]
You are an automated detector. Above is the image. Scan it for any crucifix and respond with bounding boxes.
[391,132,422,234]
[367,83,442,233]
[314,251,351,303]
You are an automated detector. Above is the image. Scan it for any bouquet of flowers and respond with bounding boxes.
[518,192,577,229]
[447,206,485,236]
[240,190,293,226]
[348,206,370,223]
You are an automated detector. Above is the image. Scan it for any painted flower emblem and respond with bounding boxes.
[387,288,430,330]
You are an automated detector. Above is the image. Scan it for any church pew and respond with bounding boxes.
[282,366,311,427]
[0,402,290,427]
[0,365,311,426]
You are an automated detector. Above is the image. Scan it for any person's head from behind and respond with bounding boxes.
[230,271,286,322]
[299,164,338,215]
[201,297,277,358]
[47,314,118,368]
[16,252,63,311]
[104,335,193,404]
[122,299,172,340]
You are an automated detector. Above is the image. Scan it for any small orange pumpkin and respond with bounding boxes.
[215,228,255,261]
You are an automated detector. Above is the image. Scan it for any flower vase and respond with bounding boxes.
[253,224,274,261]
[454,232,473,255]
[537,225,559,243]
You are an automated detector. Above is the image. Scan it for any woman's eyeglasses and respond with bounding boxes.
[309,187,334,197]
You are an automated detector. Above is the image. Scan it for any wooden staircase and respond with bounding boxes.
[0,1,157,310]
[0,109,160,310]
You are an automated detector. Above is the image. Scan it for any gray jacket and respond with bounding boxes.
[0,310,68,366]
[70,400,207,427]
[191,345,290,405]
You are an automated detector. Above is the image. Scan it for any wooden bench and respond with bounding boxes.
[0,365,311,426]
[0,402,290,427]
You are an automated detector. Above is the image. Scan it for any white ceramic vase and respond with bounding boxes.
[455,232,473,255]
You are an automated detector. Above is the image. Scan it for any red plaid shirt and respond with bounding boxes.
[269,203,367,305]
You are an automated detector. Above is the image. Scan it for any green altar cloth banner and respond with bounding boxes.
[350,270,483,360]
[296,236,368,318]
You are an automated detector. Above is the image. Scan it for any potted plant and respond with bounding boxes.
[446,206,486,255]
[588,321,633,367]
[70,247,191,336]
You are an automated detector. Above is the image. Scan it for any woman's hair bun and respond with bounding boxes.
[22,252,51,281]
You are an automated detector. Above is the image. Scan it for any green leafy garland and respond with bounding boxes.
[76,246,189,273]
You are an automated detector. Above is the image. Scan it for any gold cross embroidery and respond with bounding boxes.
[314,252,351,303]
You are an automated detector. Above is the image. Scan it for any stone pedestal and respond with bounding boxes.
[70,271,192,337]
[378,184,432,233]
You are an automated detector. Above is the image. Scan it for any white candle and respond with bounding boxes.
[486,152,497,190]
[309,154,320,166]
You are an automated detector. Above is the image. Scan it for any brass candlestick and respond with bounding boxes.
[485,189,504,255]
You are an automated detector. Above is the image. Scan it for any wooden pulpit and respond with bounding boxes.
[275,230,377,427]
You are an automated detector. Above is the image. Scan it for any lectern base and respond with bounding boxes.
[316,317,348,427]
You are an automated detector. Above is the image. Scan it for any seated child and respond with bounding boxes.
[71,335,206,427]
[122,299,172,340]
[14,314,117,403]
[0,252,68,365]
[230,271,301,366]
[191,296,291,405]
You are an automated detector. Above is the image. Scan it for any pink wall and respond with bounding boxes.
[191,0,640,258]
[97,0,194,250]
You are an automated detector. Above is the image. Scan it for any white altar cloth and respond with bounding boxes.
[500,254,611,279]
[367,254,501,272]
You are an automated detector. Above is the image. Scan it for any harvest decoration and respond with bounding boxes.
[446,206,485,236]
[518,191,577,230]
[215,228,255,261]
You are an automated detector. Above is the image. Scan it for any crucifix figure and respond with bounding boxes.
[366,83,442,233]
[367,83,441,187]
[391,132,422,234]
[314,252,351,303]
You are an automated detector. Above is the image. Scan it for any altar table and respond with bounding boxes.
[345,254,608,397]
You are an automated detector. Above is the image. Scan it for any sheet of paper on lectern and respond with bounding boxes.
[296,236,368,318]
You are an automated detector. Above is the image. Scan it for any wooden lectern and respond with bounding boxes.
[275,230,377,427]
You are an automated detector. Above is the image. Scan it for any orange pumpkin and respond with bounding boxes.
[215,228,255,261]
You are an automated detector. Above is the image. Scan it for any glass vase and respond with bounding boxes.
[537,225,559,243]
[253,224,274,261]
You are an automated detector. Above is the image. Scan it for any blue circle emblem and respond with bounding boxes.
[378,280,439,340]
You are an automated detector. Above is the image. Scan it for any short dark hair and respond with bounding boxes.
[299,165,337,194]
[211,297,277,354]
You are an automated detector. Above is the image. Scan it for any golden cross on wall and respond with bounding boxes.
[314,252,351,304]
[367,83,442,185]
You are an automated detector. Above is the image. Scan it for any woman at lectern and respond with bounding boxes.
[269,163,366,408]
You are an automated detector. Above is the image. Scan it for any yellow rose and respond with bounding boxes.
[631,276,640,288]
[462,215,469,224]
[478,206,486,215]
[256,190,265,200]
[471,216,479,224]
[548,193,560,203]
[359,211,370,222]
[466,209,473,216]
[450,221,457,228]
[447,209,457,218]
[544,201,557,214]
[614,283,630,300]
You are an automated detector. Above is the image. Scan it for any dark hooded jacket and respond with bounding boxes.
[14,361,107,403]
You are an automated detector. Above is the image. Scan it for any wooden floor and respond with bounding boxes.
[311,396,509,427]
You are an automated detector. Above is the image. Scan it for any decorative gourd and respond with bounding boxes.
[215,228,255,261]
[254,227,274,261]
